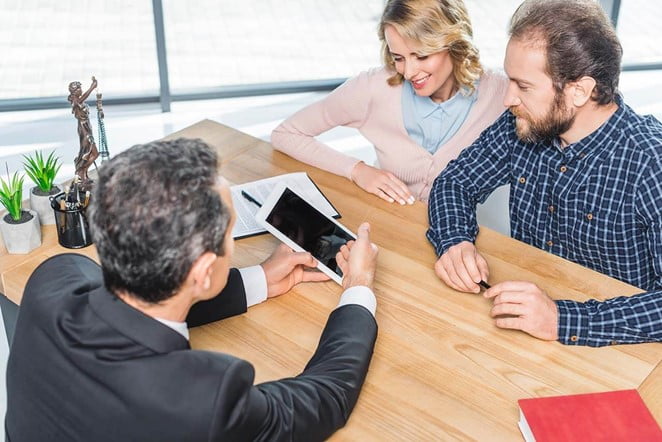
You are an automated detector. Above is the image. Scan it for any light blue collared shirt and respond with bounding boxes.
[402,80,478,154]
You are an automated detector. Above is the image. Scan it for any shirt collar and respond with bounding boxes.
[406,81,478,119]
[155,317,190,340]
[88,287,190,353]
[554,94,625,160]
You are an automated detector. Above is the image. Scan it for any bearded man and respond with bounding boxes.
[426,0,662,347]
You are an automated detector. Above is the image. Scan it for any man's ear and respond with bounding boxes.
[186,252,217,292]
[569,76,597,107]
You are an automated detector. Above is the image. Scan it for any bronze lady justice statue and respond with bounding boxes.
[67,76,100,191]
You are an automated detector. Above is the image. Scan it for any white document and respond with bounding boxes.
[229,172,339,239]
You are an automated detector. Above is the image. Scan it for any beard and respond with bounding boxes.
[511,92,575,144]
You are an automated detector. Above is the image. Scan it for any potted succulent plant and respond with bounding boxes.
[23,150,62,225]
[0,167,41,254]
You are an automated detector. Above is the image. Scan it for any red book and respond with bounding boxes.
[518,389,662,442]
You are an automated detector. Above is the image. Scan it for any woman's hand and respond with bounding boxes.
[350,162,414,205]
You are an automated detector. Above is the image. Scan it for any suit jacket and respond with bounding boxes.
[6,253,378,441]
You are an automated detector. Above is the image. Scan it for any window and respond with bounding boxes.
[617,0,662,65]
[1,0,660,108]
[465,0,522,71]
[0,1,159,100]
[162,0,383,93]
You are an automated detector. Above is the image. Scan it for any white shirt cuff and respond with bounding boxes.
[336,286,376,317]
[238,266,268,308]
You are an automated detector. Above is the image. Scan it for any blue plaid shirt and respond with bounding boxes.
[427,98,662,347]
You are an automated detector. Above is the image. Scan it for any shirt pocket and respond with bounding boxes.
[564,172,637,261]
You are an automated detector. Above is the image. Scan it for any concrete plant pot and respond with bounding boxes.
[0,209,42,254]
[29,185,61,225]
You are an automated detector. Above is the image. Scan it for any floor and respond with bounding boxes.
[1,69,662,428]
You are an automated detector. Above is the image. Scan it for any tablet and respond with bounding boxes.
[256,184,356,284]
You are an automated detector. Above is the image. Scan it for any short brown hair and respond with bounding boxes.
[509,0,622,105]
[378,0,483,93]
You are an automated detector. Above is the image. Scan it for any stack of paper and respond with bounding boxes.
[229,172,339,239]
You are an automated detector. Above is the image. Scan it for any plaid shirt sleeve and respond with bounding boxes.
[635,152,662,289]
[557,143,662,347]
[556,291,662,346]
[427,112,514,256]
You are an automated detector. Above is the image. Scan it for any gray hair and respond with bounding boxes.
[88,138,230,303]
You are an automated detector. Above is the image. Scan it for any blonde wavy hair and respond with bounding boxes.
[378,0,483,93]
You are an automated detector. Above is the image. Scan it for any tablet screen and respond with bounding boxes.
[265,188,353,278]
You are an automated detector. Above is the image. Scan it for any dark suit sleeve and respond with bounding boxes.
[209,304,378,441]
[186,268,248,327]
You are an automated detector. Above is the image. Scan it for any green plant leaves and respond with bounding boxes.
[22,150,62,192]
[0,169,24,222]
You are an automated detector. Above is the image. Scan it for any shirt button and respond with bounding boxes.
[559,165,568,173]
[610,340,619,345]
[570,335,578,342]
[548,205,555,213]
[519,176,526,184]
[578,152,586,159]
[546,240,554,247]
[586,213,593,220]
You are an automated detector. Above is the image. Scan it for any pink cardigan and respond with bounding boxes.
[271,67,508,201]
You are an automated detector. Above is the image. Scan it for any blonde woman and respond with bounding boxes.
[272,0,508,204]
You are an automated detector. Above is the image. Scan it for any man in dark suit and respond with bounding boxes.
[6,138,379,441]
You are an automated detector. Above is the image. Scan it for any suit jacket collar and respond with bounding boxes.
[88,286,190,354]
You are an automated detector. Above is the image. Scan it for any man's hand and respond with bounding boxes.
[484,281,559,341]
[335,222,379,290]
[351,161,415,205]
[434,241,489,293]
[260,244,330,298]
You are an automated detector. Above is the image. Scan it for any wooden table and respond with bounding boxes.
[2,120,660,440]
